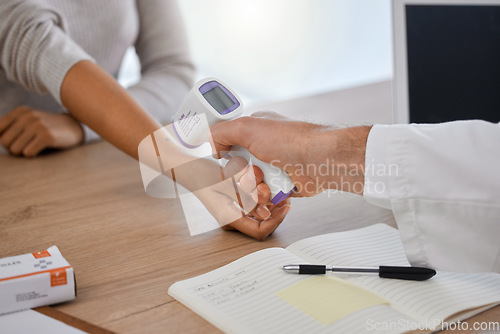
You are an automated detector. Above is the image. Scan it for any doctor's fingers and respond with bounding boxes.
[219,157,273,219]
[223,158,270,204]
[223,156,251,179]
[208,171,259,214]
[223,181,271,220]
[229,168,272,218]
[210,117,258,159]
[239,166,271,205]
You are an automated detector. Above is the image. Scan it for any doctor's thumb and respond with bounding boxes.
[209,117,253,159]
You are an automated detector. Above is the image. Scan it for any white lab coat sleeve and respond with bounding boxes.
[363,120,500,273]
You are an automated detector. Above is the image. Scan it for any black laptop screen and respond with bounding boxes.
[406,5,500,123]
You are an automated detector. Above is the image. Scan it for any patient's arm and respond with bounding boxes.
[60,60,289,239]
[61,60,159,159]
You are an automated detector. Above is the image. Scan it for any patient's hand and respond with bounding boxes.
[216,157,291,240]
[174,156,291,240]
[0,106,84,157]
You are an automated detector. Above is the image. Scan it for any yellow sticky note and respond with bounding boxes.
[276,276,389,325]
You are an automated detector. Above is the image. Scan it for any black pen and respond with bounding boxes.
[282,264,436,281]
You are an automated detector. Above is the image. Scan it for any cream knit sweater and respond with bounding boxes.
[0,0,195,143]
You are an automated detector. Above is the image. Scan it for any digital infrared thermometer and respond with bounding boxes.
[172,78,296,205]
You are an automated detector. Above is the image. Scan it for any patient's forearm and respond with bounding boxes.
[60,60,160,159]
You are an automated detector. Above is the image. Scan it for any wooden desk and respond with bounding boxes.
[1,81,498,333]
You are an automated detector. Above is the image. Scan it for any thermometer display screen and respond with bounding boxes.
[202,86,235,114]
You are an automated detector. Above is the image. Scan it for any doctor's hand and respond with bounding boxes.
[210,111,372,196]
[0,106,84,157]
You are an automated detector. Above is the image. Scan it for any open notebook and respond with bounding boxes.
[168,224,500,333]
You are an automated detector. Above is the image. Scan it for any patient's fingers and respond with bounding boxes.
[225,203,291,240]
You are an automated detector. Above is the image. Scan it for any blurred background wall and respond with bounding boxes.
[119,0,392,107]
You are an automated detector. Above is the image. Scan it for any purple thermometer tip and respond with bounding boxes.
[271,187,296,205]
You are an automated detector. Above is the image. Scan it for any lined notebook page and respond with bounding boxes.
[352,271,500,326]
[287,224,500,328]
[168,247,413,334]
[286,224,410,267]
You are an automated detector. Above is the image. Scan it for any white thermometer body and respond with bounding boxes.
[172,78,295,204]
